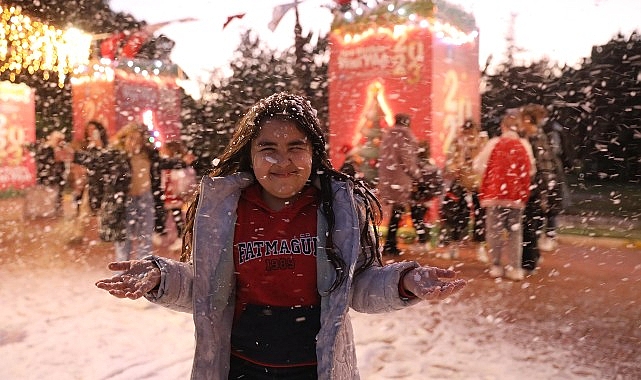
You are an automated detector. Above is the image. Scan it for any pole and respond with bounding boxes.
[293,0,305,92]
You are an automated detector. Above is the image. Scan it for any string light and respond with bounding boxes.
[332,1,478,47]
[0,5,93,86]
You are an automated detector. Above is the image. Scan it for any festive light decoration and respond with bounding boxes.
[142,109,163,148]
[0,5,92,86]
[332,0,478,46]
[70,57,179,87]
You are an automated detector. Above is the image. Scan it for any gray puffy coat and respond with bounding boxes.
[146,173,421,379]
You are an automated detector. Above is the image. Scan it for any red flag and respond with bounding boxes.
[120,30,152,59]
[223,13,246,30]
[101,19,197,60]
[100,32,126,60]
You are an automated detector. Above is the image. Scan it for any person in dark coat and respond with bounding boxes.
[519,104,565,271]
[377,113,429,255]
[35,131,68,215]
[73,120,109,215]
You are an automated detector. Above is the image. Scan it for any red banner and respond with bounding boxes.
[72,77,116,142]
[0,81,36,190]
[71,64,182,146]
[328,25,480,169]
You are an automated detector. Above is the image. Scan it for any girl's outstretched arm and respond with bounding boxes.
[95,260,161,300]
[401,266,467,301]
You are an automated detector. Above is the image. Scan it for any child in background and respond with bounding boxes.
[160,140,196,251]
[96,92,466,380]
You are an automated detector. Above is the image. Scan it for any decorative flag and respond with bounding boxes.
[120,30,151,58]
[99,18,197,60]
[223,13,246,30]
[100,32,126,60]
[268,1,299,32]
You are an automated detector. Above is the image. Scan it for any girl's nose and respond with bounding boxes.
[268,152,290,165]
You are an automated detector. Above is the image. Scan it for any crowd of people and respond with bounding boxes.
[32,99,566,284]
[32,121,196,262]
[343,105,566,281]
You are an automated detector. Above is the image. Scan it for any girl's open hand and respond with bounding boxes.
[402,266,466,301]
[95,260,161,300]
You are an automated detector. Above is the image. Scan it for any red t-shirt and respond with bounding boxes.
[231,182,321,367]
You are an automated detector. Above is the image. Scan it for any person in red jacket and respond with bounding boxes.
[473,109,536,281]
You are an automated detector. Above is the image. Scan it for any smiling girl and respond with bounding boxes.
[95,92,466,380]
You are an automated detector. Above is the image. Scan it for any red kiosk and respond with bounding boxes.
[70,59,183,147]
[328,0,480,176]
[0,81,36,191]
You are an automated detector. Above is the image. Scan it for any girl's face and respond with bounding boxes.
[250,119,313,210]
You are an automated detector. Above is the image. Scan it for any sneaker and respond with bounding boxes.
[477,243,489,263]
[489,265,504,278]
[438,245,459,260]
[169,238,182,251]
[505,266,525,281]
[448,246,459,260]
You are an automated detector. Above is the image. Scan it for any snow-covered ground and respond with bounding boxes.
[2,197,635,379]
[0,263,593,380]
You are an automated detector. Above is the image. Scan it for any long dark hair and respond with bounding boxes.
[181,92,382,291]
[84,120,109,148]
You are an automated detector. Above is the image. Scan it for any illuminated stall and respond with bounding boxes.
[328,0,480,175]
[0,5,88,191]
[70,59,182,148]
[0,81,36,190]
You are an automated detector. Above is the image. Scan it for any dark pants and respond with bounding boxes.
[440,183,485,245]
[384,203,428,254]
[471,191,485,242]
[522,191,543,270]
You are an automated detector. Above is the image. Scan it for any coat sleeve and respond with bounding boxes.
[350,261,421,313]
[144,256,194,313]
[348,192,422,313]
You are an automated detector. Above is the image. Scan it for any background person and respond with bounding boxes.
[377,113,429,255]
[519,104,566,270]
[473,109,536,281]
[72,120,110,216]
[441,119,488,260]
[86,123,190,261]
[159,140,197,251]
[34,130,69,216]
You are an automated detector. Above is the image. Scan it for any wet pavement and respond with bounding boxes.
[1,196,640,379]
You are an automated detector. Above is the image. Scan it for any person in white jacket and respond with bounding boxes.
[96,92,466,380]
